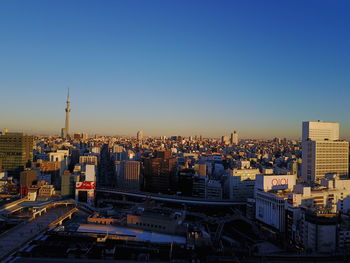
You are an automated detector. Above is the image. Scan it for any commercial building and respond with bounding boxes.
[137,130,143,142]
[255,173,297,232]
[0,132,33,175]
[143,150,177,193]
[206,180,222,199]
[301,121,349,183]
[224,168,260,201]
[116,161,141,191]
[75,181,95,206]
[230,131,238,145]
[20,169,39,196]
[79,155,98,165]
[61,171,79,197]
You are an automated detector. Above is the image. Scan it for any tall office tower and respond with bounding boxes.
[302,121,339,141]
[137,130,143,142]
[302,121,349,183]
[0,133,34,176]
[230,131,239,145]
[143,150,177,193]
[116,161,141,191]
[63,89,71,139]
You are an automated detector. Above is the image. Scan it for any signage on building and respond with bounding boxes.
[76,181,95,190]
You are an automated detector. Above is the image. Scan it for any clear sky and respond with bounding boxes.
[0,0,350,139]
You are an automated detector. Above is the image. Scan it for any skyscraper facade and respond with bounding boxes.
[116,160,141,191]
[143,150,177,193]
[302,121,349,183]
[231,131,238,145]
[0,132,34,175]
[137,130,143,142]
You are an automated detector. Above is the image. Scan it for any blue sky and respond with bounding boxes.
[0,0,349,139]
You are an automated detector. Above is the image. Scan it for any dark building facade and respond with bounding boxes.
[143,150,177,193]
[0,133,33,176]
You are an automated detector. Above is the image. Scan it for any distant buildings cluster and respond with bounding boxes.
[0,92,349,254]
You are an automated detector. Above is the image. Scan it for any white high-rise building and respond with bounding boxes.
[302,121,339,141]
[230,131,238,145]
[301,121,349,183]
[137,130,143,142]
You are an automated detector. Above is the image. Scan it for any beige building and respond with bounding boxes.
[302,121,349,183]
[224,168,260,201]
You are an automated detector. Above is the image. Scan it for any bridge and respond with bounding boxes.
[0,203,78,260]
[96,188,245,206]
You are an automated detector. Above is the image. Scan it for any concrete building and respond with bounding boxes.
[137,130,143,142]
[255,173,297,232]
[302,140,348,183]
[116,161,141,191]
[230,131,238,145]
[221,136,230,145]
[84,164,96,182]
[206,180,222,199]
[0,132,33,175]
[192,174,207,198]
[143,151,177,193]
[224,168,260,201]
[38,183,55,197]
[75,181,95,206]
[20,169,39,196]
[302,121,339,141]
[48,150,69,176]
[79,155,98,165]
[302,121,349,183]
[61,171,79,197]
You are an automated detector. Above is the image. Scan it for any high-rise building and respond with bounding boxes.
[143,150,177,193]
[137,130,143,142]
[230,131,239,145]
[0,132,34,176]
[302,121,339,141]
[62,89,71,139]
[116,161,141,191]
[301,121,349,183]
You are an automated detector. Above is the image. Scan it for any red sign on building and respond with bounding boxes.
[76,181,95,190]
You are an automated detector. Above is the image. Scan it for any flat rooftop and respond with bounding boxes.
[70,224,186,244]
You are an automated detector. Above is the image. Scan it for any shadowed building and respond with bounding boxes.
[116,160,141,191]
[0,132,33,177]
[143,150,177,193]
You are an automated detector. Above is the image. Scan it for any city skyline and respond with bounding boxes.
[1,1,350,138]
[2,89,350,140]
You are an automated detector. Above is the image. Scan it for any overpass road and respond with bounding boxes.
[0,205,77,260]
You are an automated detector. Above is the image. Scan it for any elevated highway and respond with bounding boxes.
[0,204,78,260]
[96,188,244,206]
